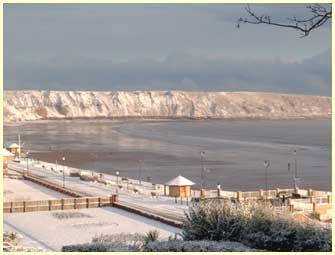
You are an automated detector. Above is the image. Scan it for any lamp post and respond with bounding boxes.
[263,160,270,200]
[138,160,142,185]
[116,171,120,184]
[200,151,205,189]
[293,149,298,189]
[62,156,66,188]
[26,151,30,175]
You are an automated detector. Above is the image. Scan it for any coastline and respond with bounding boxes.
[4,114,332,126]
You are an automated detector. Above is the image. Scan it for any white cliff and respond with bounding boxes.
[3,90,331,122]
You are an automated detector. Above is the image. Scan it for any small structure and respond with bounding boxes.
[8,143,20,154]
[3,148,15,174]
[3,148,15,161]
[165,175,195,198]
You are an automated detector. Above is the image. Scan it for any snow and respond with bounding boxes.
[9,161,189,220]
[4,207,181,251]
[4,90,331,122]
[165,175,195,186]
[3,148,15,157]
[4,176,72,201]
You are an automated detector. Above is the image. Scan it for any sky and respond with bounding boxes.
[4,4,332,95]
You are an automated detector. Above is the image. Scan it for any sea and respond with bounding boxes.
[4,119,331,191]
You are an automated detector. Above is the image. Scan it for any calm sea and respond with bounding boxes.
[4,119,331,191]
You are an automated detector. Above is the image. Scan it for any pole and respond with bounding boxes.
[293,149,298,189]
[18,134,21,159]
[200,151,205,189]
[62,156,65,188]
[26,155,29,175]
[63,165,65,188]
[139,160,142,185]
[264,160,269,200]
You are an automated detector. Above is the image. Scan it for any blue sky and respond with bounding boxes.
[4,4,331,95]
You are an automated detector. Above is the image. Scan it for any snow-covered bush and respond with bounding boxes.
[92,233,144,250]
[52,211,92,220]
[183,200,246,241]
[62,243,139,252]
[182,200,331,252]
[143,240,261,252]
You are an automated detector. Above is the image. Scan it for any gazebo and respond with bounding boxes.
[8,143,20,154]
[165,175,195,198]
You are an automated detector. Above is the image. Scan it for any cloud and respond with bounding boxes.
[4,4,331,95]
[5,48,331,96]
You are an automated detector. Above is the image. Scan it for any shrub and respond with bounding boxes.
[143,240,261,252]
[182,200,331,252]
[62,243,138,252]
[92,233,144,250]
[143,230,160,245]
[182,200,246,241]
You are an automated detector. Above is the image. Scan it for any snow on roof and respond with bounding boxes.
[165,175,195,186]
[3,148,15,157]
[9,143,20,148]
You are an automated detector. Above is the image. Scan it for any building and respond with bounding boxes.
[3,148,15,161]
[165,175,195,198]
[3,148,15,174]
[8,143,20,154]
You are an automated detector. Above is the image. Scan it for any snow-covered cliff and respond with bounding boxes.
[4,90,331,122]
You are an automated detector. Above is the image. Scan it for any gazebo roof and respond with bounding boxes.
[9,143,20,148]
[3,148,15,157]
[165,175,195,186]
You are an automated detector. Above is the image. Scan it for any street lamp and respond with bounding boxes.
[263,160,270,200]
[116,171,120,184]
[62,156,66,188]
[138,160,143,185]
[26,151,30,175]
[200,151,205,189]
[293,149,298,189]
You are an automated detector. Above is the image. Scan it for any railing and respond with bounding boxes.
[3,195,117,214]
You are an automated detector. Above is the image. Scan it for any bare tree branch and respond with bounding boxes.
[237,4,331,37]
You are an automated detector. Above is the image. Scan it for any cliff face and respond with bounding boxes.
[3,90,331,122]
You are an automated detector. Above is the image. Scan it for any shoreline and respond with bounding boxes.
[4,115,332,126]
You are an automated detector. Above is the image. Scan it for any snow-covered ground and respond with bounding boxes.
[4,175,71,201]
[9,160,189,220]
[4,207,181,251]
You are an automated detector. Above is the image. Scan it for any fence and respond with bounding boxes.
[3,195,117,214]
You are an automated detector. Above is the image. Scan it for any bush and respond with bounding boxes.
[182,200,331,252]
[183,200,246,241]
[143,240,261,252]
[92,233,144,250]
[143,230,160,245]
[62,243,138,252]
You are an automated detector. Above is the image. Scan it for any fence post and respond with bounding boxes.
[313,202,316,212]
[98,197,101,207]
[10,201,13,213]
[237,191,242,202]
[49,200,52,211]
[308,188,313,196]
[259,189,264,198]
[61,199,64,210]
[310,197,315,203]
[23,201,26,213]
[289,204,294,212]
[74,199,77,209]
[327,195,332,204]
[86,198,89,208]
[109,195,113,205]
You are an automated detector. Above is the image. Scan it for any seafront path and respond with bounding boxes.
[8,161,187,224]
